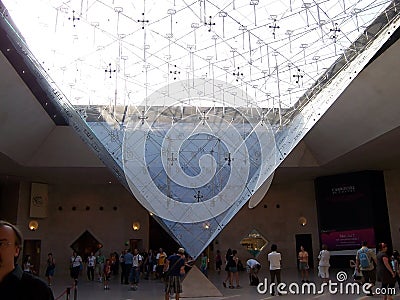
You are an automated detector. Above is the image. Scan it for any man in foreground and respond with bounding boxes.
[0,220,54,299]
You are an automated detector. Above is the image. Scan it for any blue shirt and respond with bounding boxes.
[124,252,133,265]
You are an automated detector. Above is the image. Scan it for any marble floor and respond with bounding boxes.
[48,267,400,300]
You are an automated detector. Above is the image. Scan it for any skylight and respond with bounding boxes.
[2,0,391,111]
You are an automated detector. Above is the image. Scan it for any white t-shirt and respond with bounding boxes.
[132,254,143,267]
[318,250,330,267]
[71,255,82,268]
[268,251,281,270]
[247,259,260,268]
[88,255,96,267]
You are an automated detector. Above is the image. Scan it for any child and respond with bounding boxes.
[103,259,112,290]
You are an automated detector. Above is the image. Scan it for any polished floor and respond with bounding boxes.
[48,267,400,300]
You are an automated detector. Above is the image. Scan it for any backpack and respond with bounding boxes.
[358,248,370,268]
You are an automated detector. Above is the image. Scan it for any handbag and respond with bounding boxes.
[353,268,363,281]
[70,256,82,271]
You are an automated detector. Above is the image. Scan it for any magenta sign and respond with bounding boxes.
[321,228,375,251]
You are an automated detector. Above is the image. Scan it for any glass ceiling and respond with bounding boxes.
[2,0,391,110]
[2,0,398,257]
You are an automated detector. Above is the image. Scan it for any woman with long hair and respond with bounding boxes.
[229,249,240,288]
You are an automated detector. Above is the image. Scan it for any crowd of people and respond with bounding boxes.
[216,241,400,299]
[353,241,400,300]
[65,246,194,295]
[0,219,193,300]
[253,241,400,299]
[1,218,400,300]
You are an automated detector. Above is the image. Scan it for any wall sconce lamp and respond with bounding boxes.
[298,217,307,227]
[132,222,140,231]
[28,220,39,231]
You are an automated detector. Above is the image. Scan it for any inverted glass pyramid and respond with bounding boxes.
[1,0,399,258]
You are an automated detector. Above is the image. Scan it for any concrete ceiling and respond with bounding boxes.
[1,31,400,186]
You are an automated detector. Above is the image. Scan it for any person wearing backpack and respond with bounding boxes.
[356,241,377,296]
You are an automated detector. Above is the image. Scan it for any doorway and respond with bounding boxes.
[129,239,143,251]
[295,234,314,269]
[22,240,41,275]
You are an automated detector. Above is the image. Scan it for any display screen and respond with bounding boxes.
[316,180,373,231]
[320,228,375,251]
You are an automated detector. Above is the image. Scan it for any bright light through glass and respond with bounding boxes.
[2,0,390,109]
